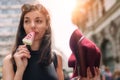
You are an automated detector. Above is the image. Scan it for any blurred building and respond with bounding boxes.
[72,0,120,72]
[0,0,20,78]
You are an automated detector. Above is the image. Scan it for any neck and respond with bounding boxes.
[31,40,41,51]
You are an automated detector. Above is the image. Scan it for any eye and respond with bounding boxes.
[24,19,30,24]
[36,19,42,24]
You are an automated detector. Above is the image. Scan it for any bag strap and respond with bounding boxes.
[53,51,58,69]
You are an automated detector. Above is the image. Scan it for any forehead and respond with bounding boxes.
[24,10,45,19]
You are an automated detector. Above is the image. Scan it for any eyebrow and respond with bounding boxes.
[24,17,42,20]
[35,17,43,19]
[24,17,29,19]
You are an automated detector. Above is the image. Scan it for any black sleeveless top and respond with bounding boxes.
[22,50,58,80]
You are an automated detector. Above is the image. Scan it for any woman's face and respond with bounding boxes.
[23,10,48,41]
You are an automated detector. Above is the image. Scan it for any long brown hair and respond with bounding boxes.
[11,3,53,67]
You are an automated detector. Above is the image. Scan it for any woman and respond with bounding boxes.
[2,3,64,80]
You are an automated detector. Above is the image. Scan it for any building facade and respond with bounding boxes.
[72,0,120,72]
[0,0,27,78]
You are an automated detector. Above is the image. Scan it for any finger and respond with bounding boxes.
[96,67,100,76]
[20,48,30,53]
[16,48,30,55]
[87,67,92,79]
[87,67,90,78]
[94,67,97,76]
[20,53,31,59]
[16,46,24,52]
[24,44,27,46]
[19,50,30,56]
[18,45,27,49]
[16,47,30,53]
[87,67,90,77]
[20,50,30,54]
[14,52,31,61]
[15,49,31,59]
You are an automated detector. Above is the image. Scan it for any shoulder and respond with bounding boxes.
[3,54,12,66]
[2,54,15,80]
[2,54,13,75]
[53,50,62,61]
[55,51,63,68]
[52,50,64,80]
[3,54,12,62]
[52,50,63,66]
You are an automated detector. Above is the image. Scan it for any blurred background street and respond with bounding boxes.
[0,0,120,80]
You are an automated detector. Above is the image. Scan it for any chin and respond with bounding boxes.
[34,37,42,41]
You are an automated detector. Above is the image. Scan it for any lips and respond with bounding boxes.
[35,32,39,34]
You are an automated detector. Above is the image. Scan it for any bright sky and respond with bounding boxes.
[39,0,78,59]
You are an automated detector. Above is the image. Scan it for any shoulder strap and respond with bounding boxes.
[53,51,58,69]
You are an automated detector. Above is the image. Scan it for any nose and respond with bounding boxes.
[31,21,35,29]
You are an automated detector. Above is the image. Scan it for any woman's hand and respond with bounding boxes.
[14,45,31,72]
[73,67,100,80]
[86,67,100,80]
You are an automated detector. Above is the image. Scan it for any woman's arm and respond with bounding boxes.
[56,53,64,80]
[2,45,31,80]
[2,54,25,80]
[2,54,15,80]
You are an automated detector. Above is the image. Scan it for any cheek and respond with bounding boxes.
[39,28,46,36]
[38,25,48,33]
[35,31,45,40]
[35,27,47,39]
[24,26,31,34]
